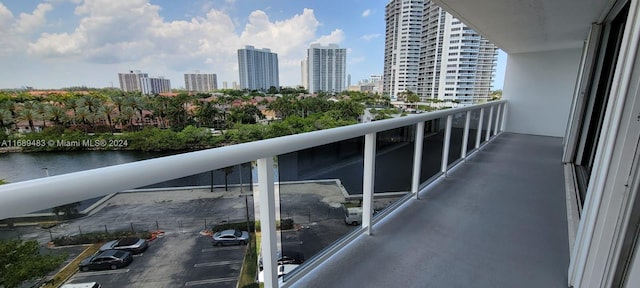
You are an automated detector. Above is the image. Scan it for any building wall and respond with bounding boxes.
[301,60,308,89]
[418,2,498,103]
[149,77,171,94]
[238,46,279,91]
[184,73,218,92]
[502,48,582,137]
[307,44,346,94]
[383,0,424,100]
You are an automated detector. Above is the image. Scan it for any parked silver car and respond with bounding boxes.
[99,237,148,254]
[211,229,250,246]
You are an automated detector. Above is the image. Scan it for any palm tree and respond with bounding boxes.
[0,102,15,131]
[74,107,93,131]
[196,101,222,128]
[34,102,49,128]
[0,109,13,131]
[17,103,37,132]
[124,94,146,129]
[96,104,115,133]
[117,106,136,131]
[149,96,171,128]
[110,94,126,114]
[46,104,67,127]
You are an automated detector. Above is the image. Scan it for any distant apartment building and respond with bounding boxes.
[118,70,171,94]
[237,46,279,91]
[383,0,423,100]
[149,77,171,94]
[348,75,384,94]
[383,0,498,103]
[301,59,308,89]
[118,71,151,94]
[305,43,347,94]
[184,73,218,92]
[418,1,498,103]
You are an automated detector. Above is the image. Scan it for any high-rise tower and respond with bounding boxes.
[384,0,498,103]
[306,44,347,94]
[237,46,279,91]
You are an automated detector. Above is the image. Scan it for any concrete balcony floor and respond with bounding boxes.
[293,133,569,288]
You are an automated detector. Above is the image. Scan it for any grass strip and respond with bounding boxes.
[42,243,101,288]
[237,232,259,288]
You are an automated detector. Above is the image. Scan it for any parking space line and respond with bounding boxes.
[184,277,237,286]
[72,269,130,277]
[193,260,243,267]
[201,246,245,252]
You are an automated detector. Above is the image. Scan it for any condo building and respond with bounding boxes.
[118,70,171,94]
[305,43,347,94]
[237,46,279,91]
[118,70,151,94]
[184,73,218,92]
[384,0,498,103]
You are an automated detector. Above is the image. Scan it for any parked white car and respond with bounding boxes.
[258,264,300,283]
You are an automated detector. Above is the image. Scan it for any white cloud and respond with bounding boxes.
[312,29,345,46]
[360,33,380,41]
[15,3,53,33]
[0,3,14,24]
[22,1,340,86]
[0,3,54,55]
[361,9,371,17]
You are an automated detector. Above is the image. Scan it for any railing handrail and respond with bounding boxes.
[0,100,506,220]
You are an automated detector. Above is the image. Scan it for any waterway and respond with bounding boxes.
[1,119,476,213]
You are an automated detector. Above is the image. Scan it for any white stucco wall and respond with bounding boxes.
[502,48,582,137]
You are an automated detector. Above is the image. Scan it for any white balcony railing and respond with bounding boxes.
[0,100,507,287]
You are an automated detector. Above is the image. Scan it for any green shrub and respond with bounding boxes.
[52,230,151,246]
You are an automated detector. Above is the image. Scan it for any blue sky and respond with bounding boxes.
[0,0,506,90]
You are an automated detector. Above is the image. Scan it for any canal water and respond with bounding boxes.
[1,117,477,213]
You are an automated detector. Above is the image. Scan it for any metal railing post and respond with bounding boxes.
[500,103,508,132]
[257,157,278,288]
[412,122,425,200]
[476,108,484,149]
[493,104,501,136]
[485,106,494,142]
[461,111,471,161]
[441,115,453,176]
[362,133,377,235]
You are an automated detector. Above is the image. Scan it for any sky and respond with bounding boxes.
[0,0,506,90]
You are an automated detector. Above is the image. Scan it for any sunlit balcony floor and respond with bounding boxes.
[293,133,569,288]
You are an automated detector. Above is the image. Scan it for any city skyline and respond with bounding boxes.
[0,1,506,91]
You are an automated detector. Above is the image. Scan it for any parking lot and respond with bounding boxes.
[2,181,387,287]
[64,232,247,288]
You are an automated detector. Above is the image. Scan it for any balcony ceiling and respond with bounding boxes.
[432,0,614,53]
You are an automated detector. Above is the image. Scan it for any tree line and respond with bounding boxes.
[0,89,393,151]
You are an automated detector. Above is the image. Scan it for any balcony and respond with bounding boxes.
[0,101,511,287]
[292,132,568,288]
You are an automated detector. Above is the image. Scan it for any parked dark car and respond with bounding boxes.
[79,250,133,271]
[99,237,148,254]
[259,252,304,270]
[211,229,250,246]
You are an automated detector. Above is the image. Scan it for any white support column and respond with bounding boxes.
[461,111,471,160]
[493,104,501,136]
[362,133,377,235]
[257,157,278,288]
[441,115,453,175]
[412,122,425,200]
[485,106,494,141]
[476,108,484,149]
